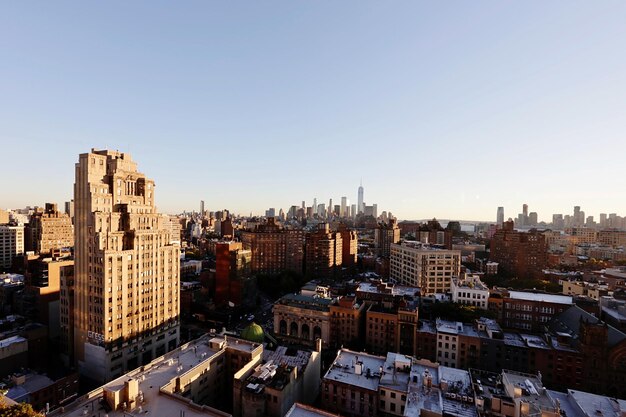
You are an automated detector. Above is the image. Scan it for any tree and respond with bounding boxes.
[0,402,43,417]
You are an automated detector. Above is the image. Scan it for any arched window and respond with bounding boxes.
[301,324,310,340]
[313,326,322,340]
[290,322,299,336]
[279,320,287,335]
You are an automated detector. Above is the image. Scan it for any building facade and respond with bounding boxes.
[0,225,24,271]
[389,243,461,295]
[490,221,547,279]
[73,149,180,383]
[273,293,332,347]
[374,219,400,258]
[450,274,489,309]
[305,223,342,280]
[215,241,255,308]
[241,217,305,275]
[27,203,74,255]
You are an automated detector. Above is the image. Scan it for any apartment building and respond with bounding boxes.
[72,150,180,383]
[389,242,461,295]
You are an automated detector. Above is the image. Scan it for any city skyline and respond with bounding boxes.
[2,2,626,219]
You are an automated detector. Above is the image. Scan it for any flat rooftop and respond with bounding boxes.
[0,335,27,349]
[379,352,411,392]
[356,282,420,298]
[520,334,550,350]
[502,370,555,413]
[405,362,476,417]
[439,367,477,417]
[6,374,55,402]
[509,291,573,305]
[323,349,385,392]
[602,306,626,322]
[436,319,463,335]
[276,294,333,312]
[503,332,527,348]
[285,403,339,417]
[263,346,311,373]
[405,361,441,417]
[53,336,234,417]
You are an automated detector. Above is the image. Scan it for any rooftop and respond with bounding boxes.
[520,334,550,350]
[404,362,476,417]
[548,389,626,417]
[276,294,333,312]
[502,370,556,413]
[285,403,339,417]
[439,367,477,417]
[549,305,626,348]
[393,242,457,252]
[356,281,420,298]
[379,352,412,392]
[263,346,311,374]
[0,335,27,349]
[503,332,526,348]
[509,291,573,305]
[323,349,385,392]
[51,335,243,417]
[6,373,55,402]
[436,319,463,335]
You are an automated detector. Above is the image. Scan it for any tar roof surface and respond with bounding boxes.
[323,350,385,392]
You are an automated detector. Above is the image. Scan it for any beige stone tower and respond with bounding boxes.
[73,149,180,383]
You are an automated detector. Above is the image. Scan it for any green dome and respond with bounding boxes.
[241,322,265,343]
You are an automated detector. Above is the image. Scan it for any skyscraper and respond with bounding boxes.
[357,181,364,214]
[497,207,504,227]
[73,150,180,383]
[340,197,348,218]
[200,200,205,216]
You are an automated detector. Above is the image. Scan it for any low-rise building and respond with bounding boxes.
[451,274,489,309]
[321,349,477,417]
[233,343,321,417]
[330,296,366,349]
[488,290,573,332]
[285,403,339,417]
[5,371,78,413]
[0,335,28,376]
[273,293,332,347]
[49,334,263,417]
[321,349,385,417]
[356,281,420,356]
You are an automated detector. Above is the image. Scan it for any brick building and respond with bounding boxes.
[215,241,255,308]
[241,217,305,275]
[305,223,342,280]
[27,203,74,255]
[489,220,547,278]
[374,219,400,258]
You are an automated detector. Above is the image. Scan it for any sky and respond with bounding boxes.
[1,2,626,221]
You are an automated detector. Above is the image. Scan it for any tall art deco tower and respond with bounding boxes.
[73,149,180,382]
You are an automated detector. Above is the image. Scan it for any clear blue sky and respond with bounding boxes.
[1,2,626,221]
